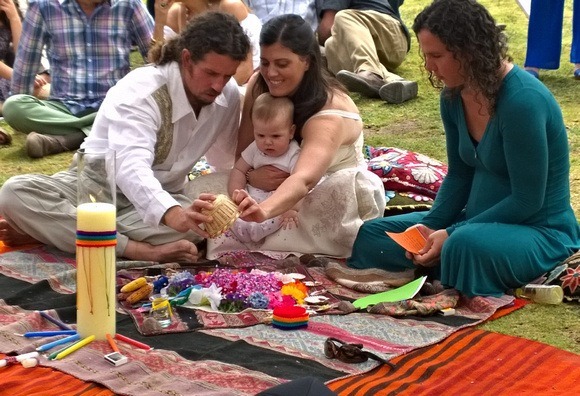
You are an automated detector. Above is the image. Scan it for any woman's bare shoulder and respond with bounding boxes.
[301,89,361,144]
[322,89,360,114]
[218,0,249,21]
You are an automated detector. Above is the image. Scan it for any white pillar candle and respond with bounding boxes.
[76,202,116,340]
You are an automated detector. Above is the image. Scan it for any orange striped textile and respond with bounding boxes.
[327,328,580,395]
[0,355,113,396]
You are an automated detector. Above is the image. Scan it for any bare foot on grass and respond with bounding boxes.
[0,219,41,246]
[122,239,200,263]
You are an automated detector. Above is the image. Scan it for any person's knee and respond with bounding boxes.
[357,217,387,238]
[331,11,351,38]
[334,9,357,26]
[441,227,488,262]
[2,94,38,131]
[0,176,27,216]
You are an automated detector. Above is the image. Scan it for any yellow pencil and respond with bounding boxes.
[54,334,95,360]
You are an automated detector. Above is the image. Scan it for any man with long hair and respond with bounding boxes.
[0,12,251,263]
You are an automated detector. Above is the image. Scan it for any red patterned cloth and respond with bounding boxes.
[368,289,460,316]
[366,146,448,200]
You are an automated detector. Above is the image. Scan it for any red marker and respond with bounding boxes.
[114,333,152,351]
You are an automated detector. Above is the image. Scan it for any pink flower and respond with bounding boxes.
[268,293,295,309]
[560,266,580,294]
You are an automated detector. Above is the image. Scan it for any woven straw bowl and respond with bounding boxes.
[202,194,240,238]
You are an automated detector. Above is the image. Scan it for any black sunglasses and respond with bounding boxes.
[324,337,395,368]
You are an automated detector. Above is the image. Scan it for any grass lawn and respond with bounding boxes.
[1,0,579,354]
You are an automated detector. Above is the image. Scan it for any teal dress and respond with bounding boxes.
[348,66,580,297]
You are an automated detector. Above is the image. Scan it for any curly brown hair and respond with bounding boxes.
[412,0,511,115]
[150,11,250,66]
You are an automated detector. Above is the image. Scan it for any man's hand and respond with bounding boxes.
[162,193,216,238]
[317,10,337,46]
[34,74,49,89]
[246,165,289,192]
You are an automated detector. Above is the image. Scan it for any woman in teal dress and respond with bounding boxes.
[347,0,580,297]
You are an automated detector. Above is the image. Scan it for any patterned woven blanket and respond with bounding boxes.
[0,244,517,393]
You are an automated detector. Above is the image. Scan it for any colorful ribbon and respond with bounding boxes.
[76,230,117,247]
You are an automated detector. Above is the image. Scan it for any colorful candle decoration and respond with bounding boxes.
[76,147,117,341]
[76,202,116,340]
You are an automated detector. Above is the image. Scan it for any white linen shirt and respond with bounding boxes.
[85,62,240,227]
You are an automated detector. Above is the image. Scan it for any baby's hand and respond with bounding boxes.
[280,210,299,230]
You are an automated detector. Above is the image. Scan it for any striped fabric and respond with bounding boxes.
[4,327,579,395]
[0,359,113,396]
[327,328,580,395]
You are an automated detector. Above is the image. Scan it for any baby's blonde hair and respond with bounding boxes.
[251,93,294,124]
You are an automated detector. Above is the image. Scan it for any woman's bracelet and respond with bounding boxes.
[245,169,253,183]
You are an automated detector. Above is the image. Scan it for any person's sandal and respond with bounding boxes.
[0,127,12,145]
[574,69,580,80]
[324,337,396,368]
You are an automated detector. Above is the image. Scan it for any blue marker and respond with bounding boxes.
[36,333,81,352]
[23,330,78,337]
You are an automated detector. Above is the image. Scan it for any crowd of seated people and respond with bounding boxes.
[1,0,416,149]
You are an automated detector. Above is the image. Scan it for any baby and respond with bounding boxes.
[228,93,300,242]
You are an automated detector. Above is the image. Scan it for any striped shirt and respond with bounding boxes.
[11,0,154,115]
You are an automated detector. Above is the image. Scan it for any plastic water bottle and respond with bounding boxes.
[515,284,564,304]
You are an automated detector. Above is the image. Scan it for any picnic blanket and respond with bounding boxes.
[118,258,345,335]
[8,322,579,396]
[327,327,580,395]
[0,304,285,395]
[0,244,520,390]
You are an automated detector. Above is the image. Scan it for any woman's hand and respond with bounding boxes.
[0,0,20,22]
[247,165,289,192]
[232,189,268,223]
[162,193,215,237]
[406,226,447,268]
[34,74,49,89]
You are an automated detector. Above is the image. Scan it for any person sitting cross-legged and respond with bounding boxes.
[2,0,154,158]
[347,0,580,297]
[0,11,251,263]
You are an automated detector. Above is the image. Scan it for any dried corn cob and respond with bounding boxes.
[120,277,148,293]
[126,283,153,304]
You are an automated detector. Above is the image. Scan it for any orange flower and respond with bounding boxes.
[281,281,308,304]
